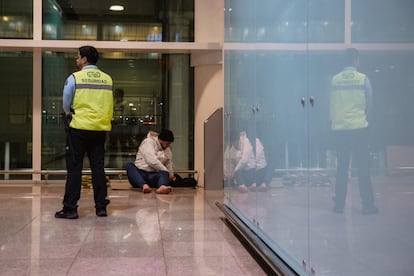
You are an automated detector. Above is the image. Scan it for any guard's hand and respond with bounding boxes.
[66,113,72,123]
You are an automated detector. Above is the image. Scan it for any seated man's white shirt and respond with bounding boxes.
[134,132,173,174]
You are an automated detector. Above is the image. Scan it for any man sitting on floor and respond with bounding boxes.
[125,129,175,194]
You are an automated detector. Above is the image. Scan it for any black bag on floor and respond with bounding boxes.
[170,173,197,188]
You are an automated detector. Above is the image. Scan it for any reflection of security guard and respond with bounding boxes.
[112,88,126,125]
[330,48,378,215]
[108,88,129,167]
[55,45,113,219]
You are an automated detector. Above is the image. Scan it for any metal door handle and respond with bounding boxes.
[309,96,314,107]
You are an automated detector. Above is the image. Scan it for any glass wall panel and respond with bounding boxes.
[225,49,315,273]
[224,49,259,244]
[352,0,414,43]
[42,51,193,174]
[307,49,414,276]
[0,52,33,179]
[0,0,32,39]
[42,0,194,42]
[224,0,344,43]
[224,0,414,275]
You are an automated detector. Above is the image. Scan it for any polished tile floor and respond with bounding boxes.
[0,185,266,276]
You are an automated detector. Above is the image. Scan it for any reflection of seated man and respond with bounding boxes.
[231,131,256,193]
[224,139,239,187]
[108,88,129,167]
[125,129,175,194]
[251,137,271,192]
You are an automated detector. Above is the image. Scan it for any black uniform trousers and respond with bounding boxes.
[333,127,375,209]
[63,128,108,211]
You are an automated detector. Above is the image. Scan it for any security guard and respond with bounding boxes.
[330,48,378,215]
[55,45,114,219]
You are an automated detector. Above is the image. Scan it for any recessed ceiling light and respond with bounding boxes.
[109,5,124,11]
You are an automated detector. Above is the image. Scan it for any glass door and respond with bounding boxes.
[307,1,414,274]
[224,0,311,274]
[224,49,259,236]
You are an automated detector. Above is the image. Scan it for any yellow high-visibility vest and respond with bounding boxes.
[70,68,114,131]
[330,69,368,130]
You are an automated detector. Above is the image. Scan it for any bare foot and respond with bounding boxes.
[249,183,257,191]
[156,185,172,194]
[142,184,152,193]
[258,183,267,192]
[238,185,248,193]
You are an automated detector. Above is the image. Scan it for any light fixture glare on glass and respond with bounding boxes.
[109,5,124,11]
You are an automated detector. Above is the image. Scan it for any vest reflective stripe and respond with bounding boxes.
[76,84,113,90]
[330,69,368,130]
[70,69,114,131]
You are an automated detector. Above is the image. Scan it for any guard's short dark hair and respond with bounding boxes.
[79,45,99,65]
[344,48,359,66]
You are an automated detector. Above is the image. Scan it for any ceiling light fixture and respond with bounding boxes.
[109,5,124,11]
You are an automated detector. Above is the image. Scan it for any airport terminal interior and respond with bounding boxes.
[1,0,414,275]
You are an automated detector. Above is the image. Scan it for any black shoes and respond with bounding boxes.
[333,206,344,214]
[362,206,379,215]
[55,209,79,219]
[96,208,108,217]
[332,205,378,215]
[55,208,108,218]
[96,198,110,217]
